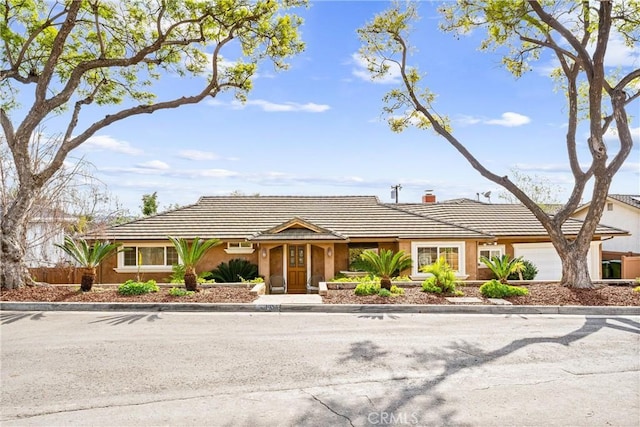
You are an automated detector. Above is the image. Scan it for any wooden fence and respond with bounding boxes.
[29,267,80,284]
[622,256,640,280]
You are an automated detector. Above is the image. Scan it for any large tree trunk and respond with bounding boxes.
[1,190,35,290]
[556,241,595,289]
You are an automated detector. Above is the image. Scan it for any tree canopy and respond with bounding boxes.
[0,0,306,289]
[359,0,639,288]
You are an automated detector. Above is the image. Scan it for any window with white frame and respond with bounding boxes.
[224,242,255,254]
[116,245,178,272]
[411,242,465,276]
[478,245,505,265]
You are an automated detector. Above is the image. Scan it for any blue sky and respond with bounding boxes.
[60,1,640,213]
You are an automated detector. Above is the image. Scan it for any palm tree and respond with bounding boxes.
[168,236,221,291]
[480,254,525,284]
[55,236,121,291]
[359,249,412,290]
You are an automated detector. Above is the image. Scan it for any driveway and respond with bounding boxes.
[1,312,639,426]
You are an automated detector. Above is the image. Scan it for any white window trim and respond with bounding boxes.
[477,244,506,267]
[224,242,255,254]
[114,244,177,273]
[410,241,466,278]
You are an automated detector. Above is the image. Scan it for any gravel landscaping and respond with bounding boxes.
[1,283,639,306]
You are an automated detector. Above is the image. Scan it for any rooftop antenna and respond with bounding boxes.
[390,184,402,204]
[482,191,492,203]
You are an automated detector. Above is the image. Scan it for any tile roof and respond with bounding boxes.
[103,196,491,241]
[608,194,640,211]
[393,198,628,237]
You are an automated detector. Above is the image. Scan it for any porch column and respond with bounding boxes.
[324,244,334,281]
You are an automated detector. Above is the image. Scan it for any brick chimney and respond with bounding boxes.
[422,190,436,203]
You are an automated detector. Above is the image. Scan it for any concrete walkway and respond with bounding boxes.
[254,294,323,305]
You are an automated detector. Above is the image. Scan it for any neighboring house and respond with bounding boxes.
[25,210,77,267]
[98,195,627,291]
[572,194,640,258]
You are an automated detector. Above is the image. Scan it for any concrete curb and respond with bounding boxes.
[1,301,639,315]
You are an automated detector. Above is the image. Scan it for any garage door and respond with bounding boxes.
[513,242,601,281]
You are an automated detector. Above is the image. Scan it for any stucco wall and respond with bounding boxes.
[573,201,639,254]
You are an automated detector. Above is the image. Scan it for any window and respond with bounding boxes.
[348,243,378,271]
[411,242,465,276]
[116,245,178,272]
[478,245,505,265]
[224,242,255,254]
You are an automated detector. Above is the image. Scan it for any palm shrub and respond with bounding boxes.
[359,249,412,290]
[210,258,258,283]
[420,256,458,294]
[168,236,221,291]
[169,264,214,284]
[480,254,524,284]
[507,259,538,281]
[55,236,121,291]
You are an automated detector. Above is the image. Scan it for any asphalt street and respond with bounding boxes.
[1,311,639,426]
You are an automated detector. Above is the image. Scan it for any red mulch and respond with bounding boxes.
[0,285,257,303]
[322,284,640,306]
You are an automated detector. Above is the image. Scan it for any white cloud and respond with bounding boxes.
[455,115,482,126]
[603,33,639,68]
[84,135,143,155]
[485,112,531,127]
[351,53,402,85]
[137,160,170,170]
[208,99,330,113]
[453,112,531,127]
[604,126,640,143]
[178,150,220,161]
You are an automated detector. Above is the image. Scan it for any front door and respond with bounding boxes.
[287,245,307,293]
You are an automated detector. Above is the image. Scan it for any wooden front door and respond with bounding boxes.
[287,245,307,294]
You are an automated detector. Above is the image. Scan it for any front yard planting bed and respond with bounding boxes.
[322,283,640,306]
[1,283,639,306]
[0,285,258,304]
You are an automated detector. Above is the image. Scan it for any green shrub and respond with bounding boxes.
[420,257,458,293]
[633,286,640,293]
[168,287,195,297]
[390,285,405,295]
[118,279,159,296]
[210,258,258,283]
[507,259,538,280]
[392,275,412,282]
[479,280,529,298]
[421,277,443,294]
[241,276,264,284]
[354,282,380,296]
[333,274,379,283]
[378,288,392,297]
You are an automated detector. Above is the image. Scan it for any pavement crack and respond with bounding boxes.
[304,390,355,427]
[561,368,640,376]
[473,378,559,391]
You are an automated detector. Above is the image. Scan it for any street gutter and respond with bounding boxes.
[1,301,639,315]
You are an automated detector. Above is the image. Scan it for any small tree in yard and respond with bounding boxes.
[358,1,638,289]
[0,0,305,289]
[168,236,221,292]
[55,236,120,292]
[359,249,412,290]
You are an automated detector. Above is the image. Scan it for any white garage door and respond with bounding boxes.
[513,242,601,281]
